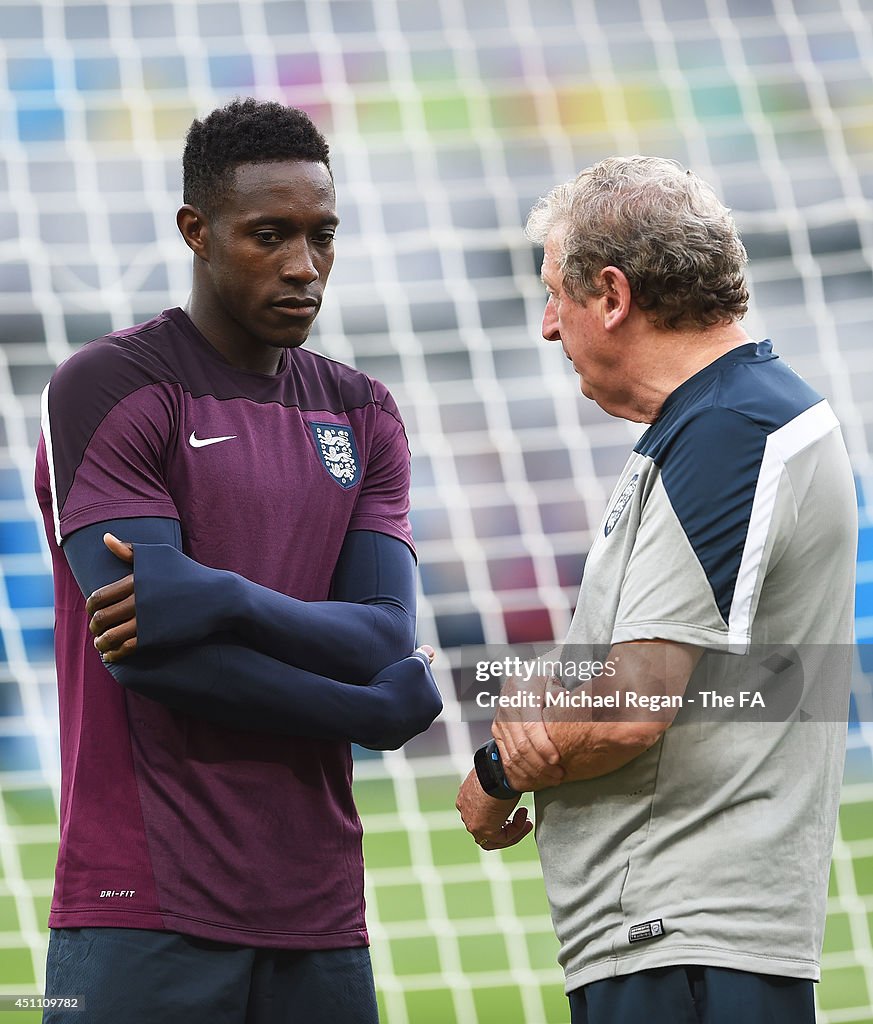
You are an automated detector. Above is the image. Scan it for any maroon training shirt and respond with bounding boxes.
[35,307,414,947]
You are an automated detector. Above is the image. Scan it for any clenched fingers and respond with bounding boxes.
[475,806,533,850]
[93,617,138,658]
[493,719,564,791]
[86,575,135,623]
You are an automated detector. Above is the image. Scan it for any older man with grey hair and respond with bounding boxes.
[457,157,856,1023]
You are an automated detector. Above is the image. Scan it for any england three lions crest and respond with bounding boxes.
[309,422,362,489]
[604,473,639,536]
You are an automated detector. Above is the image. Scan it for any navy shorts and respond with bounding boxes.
[42,927,379,1024]
[569,965,815,1024]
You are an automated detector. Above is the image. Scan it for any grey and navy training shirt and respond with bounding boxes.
[536,340,857,990]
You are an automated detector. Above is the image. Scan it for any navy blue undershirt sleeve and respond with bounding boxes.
[130,529,416,682]
[62,518,441,747]
[63,517,184,591]
[102,641,440,749]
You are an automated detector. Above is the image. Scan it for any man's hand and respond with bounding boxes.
[416,644,435,665]
[455,769,532,851]
[542,641,701,782]
[492,675,565,792]
[87,533,137,662]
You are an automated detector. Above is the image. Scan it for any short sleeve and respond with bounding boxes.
[347,383,415,558]
[612,407,796,652]
[42,339,180,545]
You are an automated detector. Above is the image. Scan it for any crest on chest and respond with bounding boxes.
[309,422,362,490]
[604,473,639,536]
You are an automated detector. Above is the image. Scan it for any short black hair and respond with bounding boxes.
[182,98,331,217]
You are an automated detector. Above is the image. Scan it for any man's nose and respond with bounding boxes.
[280,240,319,283]
[542,296,561,342]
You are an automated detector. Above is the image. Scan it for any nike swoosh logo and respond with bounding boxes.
[189,431,238,448]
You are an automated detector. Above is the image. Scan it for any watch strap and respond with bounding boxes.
[474,739,522,799]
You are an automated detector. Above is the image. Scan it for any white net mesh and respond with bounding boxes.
[1,0,873,1019]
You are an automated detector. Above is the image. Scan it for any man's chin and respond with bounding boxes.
[267,328,312,350]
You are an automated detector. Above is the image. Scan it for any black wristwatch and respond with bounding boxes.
[474,739,522,800]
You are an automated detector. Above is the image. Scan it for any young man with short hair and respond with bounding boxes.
[37,98,441,1024]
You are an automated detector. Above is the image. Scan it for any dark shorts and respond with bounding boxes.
[42,927,378,1024]
[569,965,815,1024]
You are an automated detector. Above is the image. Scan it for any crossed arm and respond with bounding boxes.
[64,517,442,749]
[455,640,701,849]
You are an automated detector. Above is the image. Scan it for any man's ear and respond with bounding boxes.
[176,205,209,260]
[599,266,632,331]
